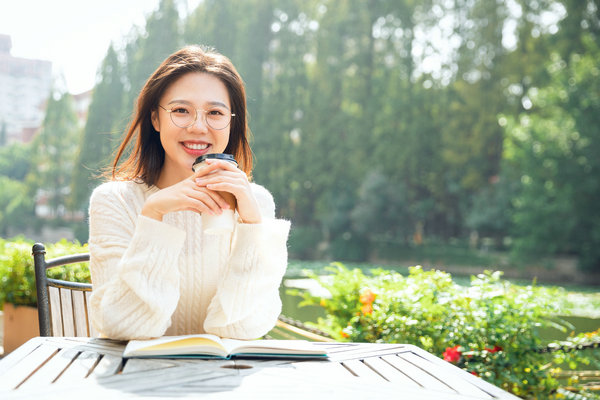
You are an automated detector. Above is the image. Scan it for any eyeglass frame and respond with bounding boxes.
[158,104,236,130]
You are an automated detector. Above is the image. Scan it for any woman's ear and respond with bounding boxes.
[151,109,160,132]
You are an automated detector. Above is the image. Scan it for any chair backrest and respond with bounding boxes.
[32,243,97,337]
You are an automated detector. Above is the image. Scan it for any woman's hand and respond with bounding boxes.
[193,159,262,224]
[141,172,231,221]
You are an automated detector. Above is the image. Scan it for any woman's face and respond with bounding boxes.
[151,72,232,184]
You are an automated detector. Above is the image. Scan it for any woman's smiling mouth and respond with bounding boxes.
[183,142,209,150]
[182,141,211,156]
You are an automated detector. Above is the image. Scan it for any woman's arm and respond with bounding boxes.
[88,183,186,340]
[203,184,291,339]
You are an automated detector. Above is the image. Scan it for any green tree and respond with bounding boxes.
[71,44,124,211]
[61,0,600,267]
[0,121,6,147]
[27,90,80,220]
[0,141,32,181]
[0,176,35,236]
[351,171,412,250]
[123,0,182,111]
[184,0,239,57]
[503,35,600,270]
[250,0,313,219]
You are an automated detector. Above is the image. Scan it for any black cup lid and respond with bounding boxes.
[193,153,237,168]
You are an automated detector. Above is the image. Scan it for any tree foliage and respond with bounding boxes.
[27,90,79,219]
[71,44,125,210]
[3,0,598,270]
[503,34,600,269]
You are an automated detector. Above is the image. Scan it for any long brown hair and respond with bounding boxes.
[111,45,253,184]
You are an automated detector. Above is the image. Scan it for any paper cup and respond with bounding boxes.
[202,209,235,234]
[193,154,238,235]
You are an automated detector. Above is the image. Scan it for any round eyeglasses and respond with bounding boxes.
[159,104,235,130]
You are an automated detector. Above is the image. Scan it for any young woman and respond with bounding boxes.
[88,46,290,340]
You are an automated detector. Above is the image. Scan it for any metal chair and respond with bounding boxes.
[32,243,332,341]
[32,243,96,337]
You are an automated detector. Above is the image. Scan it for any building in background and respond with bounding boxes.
[0,33,52,144]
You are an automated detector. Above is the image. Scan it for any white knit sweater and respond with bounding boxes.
[88,180,290,340]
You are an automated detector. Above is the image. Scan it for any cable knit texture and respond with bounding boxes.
[88,180,290,340]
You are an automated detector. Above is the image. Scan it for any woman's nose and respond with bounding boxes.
[189,113,209,132]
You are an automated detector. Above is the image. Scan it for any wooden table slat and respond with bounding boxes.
[54,351,101,383]
[382,354,457,393]
[0,344,59,390]
[87,354,122,378]
[160,365,477,400]
[0,338,521,399]
[341,359,387,382]
[400,344,522,400]
[97,364,234,393]
[120,357,179,374]
[291,359,354,380]
[17,347,79,389]
[362,356,422,386]
[325,343,409,360]
[400,352,493,398]
[43,337,126,357]
[0,338,43,376]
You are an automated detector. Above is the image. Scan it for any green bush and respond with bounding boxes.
[293,263,598,398]
[0,237,90,308]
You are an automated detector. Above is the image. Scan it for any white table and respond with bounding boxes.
[0,337,520,399]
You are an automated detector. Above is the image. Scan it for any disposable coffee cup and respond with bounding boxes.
[192,154,238,235]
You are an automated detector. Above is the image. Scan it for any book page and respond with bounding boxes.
[221,339,328,356]
[124,334,227,357]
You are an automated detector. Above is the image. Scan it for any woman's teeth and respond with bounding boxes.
[185,143,209,150]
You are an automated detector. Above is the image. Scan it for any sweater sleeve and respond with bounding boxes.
[88,183,186,340]
[203,184,291,339]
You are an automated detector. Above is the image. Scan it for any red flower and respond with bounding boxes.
[485,345,503,353]
[470,371,479,377]
[443,345,462,363]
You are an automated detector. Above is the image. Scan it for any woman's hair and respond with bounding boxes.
[110,45,252,184]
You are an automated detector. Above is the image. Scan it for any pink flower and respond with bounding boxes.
[443,345,462,363]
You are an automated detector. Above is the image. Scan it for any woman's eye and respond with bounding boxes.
[208,109,225,116]
[172,107,190,114]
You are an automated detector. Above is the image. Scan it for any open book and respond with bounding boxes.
[123,334,329,360]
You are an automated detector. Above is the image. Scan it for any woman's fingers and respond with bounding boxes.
[191,158,239,179]
[186,158,261,221]
[188,186,228,214]
[196,173,245,190]
[204,181,244,195]
[143,174,236,220]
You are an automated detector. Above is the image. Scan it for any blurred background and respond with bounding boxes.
[0,0,599,282]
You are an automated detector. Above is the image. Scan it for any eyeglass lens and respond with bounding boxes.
[168,104,233,130]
